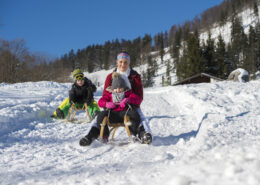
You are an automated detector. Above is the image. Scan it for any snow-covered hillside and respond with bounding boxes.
[0,78,260,185]
[200,5,260,43]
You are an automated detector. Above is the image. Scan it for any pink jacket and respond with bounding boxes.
[98,88,142,112]
[103,69,143,106]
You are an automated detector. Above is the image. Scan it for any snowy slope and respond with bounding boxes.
[200,5,260,43]
[0,78,260,185]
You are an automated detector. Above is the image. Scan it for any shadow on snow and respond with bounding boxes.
[151,113,206,146]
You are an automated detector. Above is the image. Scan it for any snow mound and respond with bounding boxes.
[228,68,249,82]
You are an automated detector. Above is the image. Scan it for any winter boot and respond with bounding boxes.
[79,136,92,146]
[138,126,152,144]
[79,126,100,146]
[139,131,152,144]
[56,108,65,119]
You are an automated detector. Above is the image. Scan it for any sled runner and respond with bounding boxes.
[99,115,132,141]
[67,103,92,122]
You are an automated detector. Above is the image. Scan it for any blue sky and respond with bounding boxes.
[0,0,224,58]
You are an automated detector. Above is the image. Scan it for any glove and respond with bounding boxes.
[106,102,116,109]
[120,98,128,108]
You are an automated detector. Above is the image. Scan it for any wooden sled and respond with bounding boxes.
[99,115,132,141]
[67,103,91,122]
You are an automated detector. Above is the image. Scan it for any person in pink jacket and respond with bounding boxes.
[79,51,152,146]
[81,72,142,145]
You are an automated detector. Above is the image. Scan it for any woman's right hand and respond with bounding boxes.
[105,102,116,109]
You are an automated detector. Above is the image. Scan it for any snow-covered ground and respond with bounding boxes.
[0,77,260,185]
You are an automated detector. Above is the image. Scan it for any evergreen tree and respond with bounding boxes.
[102,41,110,70]
[74,49,86,70]
[226,43,235,75]
[255,22,260,72]
[245,25,257,73]
[215,35,227,78]
[254,1,259,17]
[185,32,204,77]
[169,25,176,46]
[182,21,191,41]
[147,55,157,77]
[130,37,141,67]
[176,31,204,81]
[141,34,152,65]
[142,68,154,88]
[176,47,189,81]
[86,46,95,73]
[142,55,156,87]
[164,31,169,48]
[220,9,228,26]
[95,45,103,70]
[68,49,75,70]
[172,27,182,65]
[146,68,154,87]
[157,33,165,62]
[203,32,217,75]
[152,57,158,76]
[230,16,248,68]
[166,60,171,85]
[162,75,165,86]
